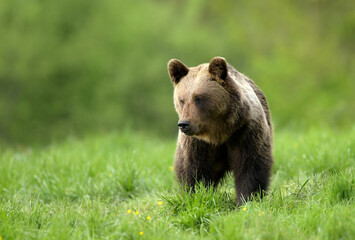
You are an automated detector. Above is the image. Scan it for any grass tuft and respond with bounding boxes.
[159,182,236,231]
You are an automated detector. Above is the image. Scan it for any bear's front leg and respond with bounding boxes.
[174,136,227,191]
[233,141,273,206]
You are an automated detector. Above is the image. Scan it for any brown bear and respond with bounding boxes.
[167,57,273,206]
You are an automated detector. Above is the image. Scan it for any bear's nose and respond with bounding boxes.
[177,120,190,133]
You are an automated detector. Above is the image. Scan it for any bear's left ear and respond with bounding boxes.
[168,59,189,85]
[208,57,228,80]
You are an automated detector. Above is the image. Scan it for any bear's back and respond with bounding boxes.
[244,77,272,129]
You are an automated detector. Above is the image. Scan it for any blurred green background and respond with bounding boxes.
[0,0,354,144]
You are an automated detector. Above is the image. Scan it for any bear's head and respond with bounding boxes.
[168,57,246,145]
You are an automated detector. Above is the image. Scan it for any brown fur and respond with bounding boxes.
[168,57,273,206]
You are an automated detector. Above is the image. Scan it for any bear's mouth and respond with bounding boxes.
[179,127,194,136]
[180,125,201,137]
[182,130,194,136]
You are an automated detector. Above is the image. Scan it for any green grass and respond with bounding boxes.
[1,127,354,239]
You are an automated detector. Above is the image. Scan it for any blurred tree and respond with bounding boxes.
[0,0,354,144]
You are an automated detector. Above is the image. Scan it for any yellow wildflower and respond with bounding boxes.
[259,211,265,216]
[135,211,139,215]
[147,216,151,220]
[139,231,144,236]
[127,209,132,214]
[242,207,247,211]
[158,201,163,206]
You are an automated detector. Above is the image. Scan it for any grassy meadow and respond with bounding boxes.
[1,127,354,239]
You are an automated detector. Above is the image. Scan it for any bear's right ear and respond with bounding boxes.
[168,59,189,85]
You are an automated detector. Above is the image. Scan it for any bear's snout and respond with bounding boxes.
[177,120,192,135]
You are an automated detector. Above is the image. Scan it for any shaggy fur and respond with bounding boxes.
[168,57,273,206]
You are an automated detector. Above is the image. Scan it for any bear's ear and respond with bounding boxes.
[168,59,189,85]
[208,57,228,80]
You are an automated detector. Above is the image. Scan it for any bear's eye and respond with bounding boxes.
[179,99,184,107]
[194,96,203,104]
